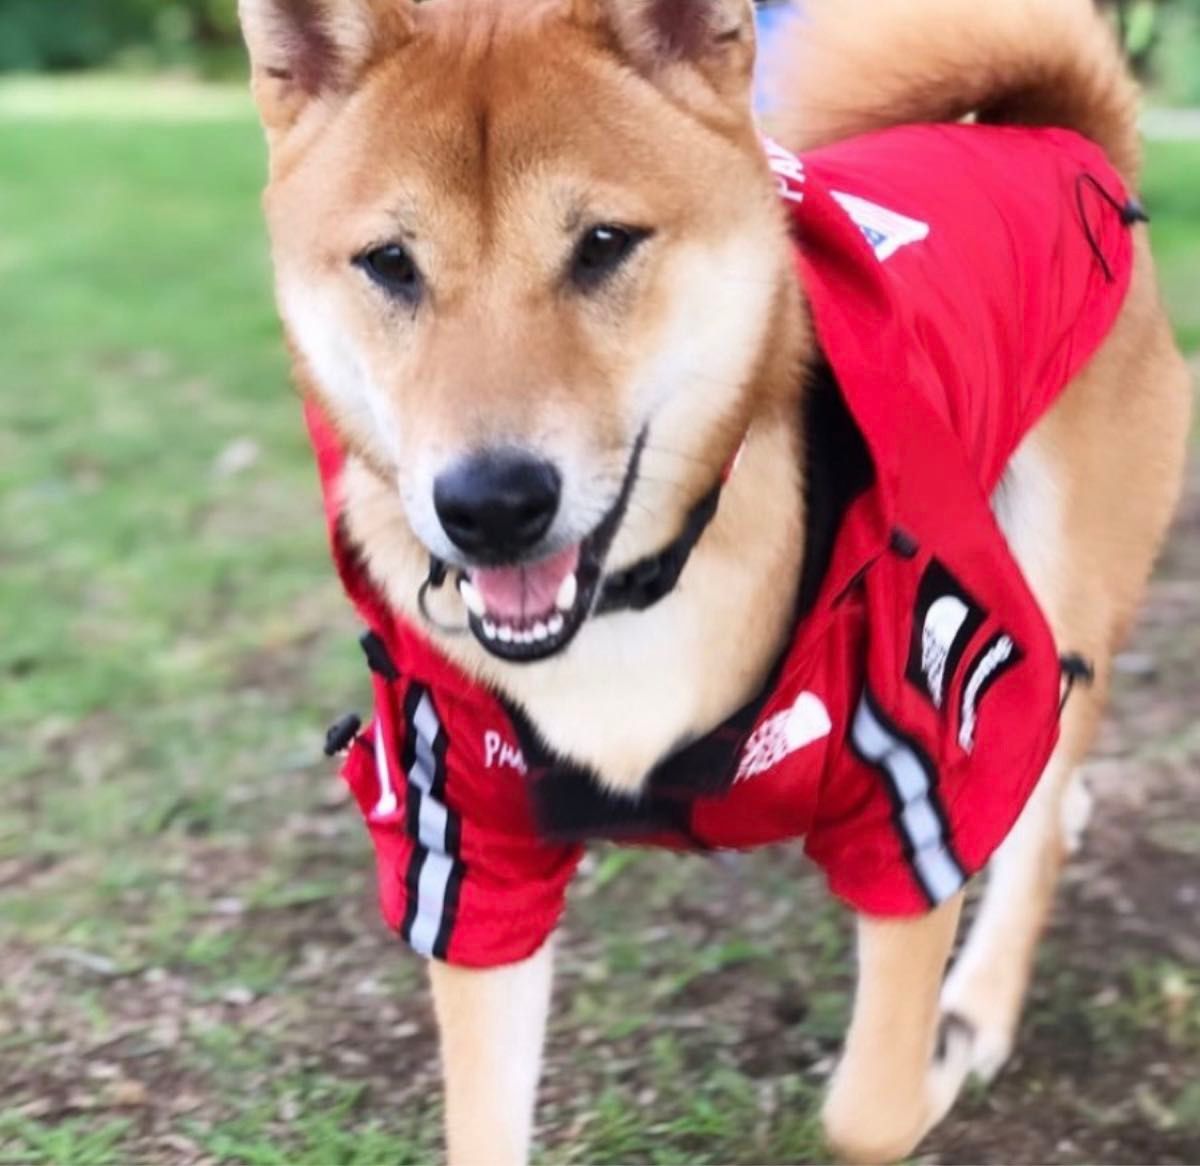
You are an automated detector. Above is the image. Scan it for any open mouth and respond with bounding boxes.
[454,434,646,665]
[457,540,598,663]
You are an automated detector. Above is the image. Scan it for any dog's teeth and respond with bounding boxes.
[459,579,486,618]
[482,620,498,641]
[498,625,514,644]
[532,622,549,642]
[548,613,565,636]
[555,573,578,613]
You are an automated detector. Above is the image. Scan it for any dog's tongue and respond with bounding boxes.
[470,545,580,622]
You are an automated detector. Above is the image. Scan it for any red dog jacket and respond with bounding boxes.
[308,124,1136,968]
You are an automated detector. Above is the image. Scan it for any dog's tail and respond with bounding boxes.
[771,0,1141,183]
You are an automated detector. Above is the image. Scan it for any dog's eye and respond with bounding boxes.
[571,225,651,290]
[358,243,422,302]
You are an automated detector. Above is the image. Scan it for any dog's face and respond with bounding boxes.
[243,0,794,664]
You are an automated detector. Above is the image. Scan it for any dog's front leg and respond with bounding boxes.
[429,940,554,1166]
[822,895,964,1164]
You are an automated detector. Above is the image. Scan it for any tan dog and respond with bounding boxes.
[239,0,1191,1160]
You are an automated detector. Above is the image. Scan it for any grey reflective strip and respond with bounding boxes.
[851,697,965,905]
[408,850,454,958]
[405,691,451,958]
[410,694,448,853]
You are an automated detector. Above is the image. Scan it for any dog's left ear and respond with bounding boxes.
[239,0,417,138]
[579,0,757,100]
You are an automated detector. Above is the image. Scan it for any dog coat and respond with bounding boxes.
[307,124,1137,968]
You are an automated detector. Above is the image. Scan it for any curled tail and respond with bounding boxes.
[770,0,1141,183]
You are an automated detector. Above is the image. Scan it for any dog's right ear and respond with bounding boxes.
[575,0,756,103]
[239,0,415,136]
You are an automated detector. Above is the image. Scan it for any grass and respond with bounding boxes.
[0,1115,133,1166]
[1142,137,1200,352]
[0,76,1197,1165]
[0,90,358,875]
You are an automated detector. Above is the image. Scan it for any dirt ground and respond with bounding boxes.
[1,465,1195,1166]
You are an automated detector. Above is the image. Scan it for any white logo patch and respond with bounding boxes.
[737,692,832,781]
[484,730,528,775]
[921,596,971,709]
[831,191,930,261]
[764,139,807,206]
[959,635,1016,752]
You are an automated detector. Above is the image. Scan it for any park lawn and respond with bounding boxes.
[1,83,1198,1165]
[1142,136,1200,353]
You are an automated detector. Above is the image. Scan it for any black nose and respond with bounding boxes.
[433,451,562,559]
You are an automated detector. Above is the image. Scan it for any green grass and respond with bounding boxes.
[0,89,362,884]
[0,77,1197,1164]
[1142,137,1200,351]
[0,1115,134,1166]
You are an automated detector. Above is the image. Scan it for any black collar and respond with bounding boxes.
[595,357,871,619]
[594,476,725,615]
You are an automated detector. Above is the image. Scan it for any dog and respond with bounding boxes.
[239,0,1192,1160]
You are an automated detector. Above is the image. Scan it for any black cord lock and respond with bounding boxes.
[1059,652,1097,713]
[324,712,363,757]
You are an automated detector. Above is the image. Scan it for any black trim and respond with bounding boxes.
[398,683,427,945]
[500,696,702,843]
[798,359,875,616]
[360,629,400,681]
[430,714,461,961]
[394,684,465,960]
[849,689,967,908]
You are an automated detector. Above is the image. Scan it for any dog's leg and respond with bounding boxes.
[935,431,1104,1084]
[822,894,965,1164]
[429,941,554,1166]
[939,694,1099,1083]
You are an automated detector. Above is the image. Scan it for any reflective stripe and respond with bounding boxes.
[408,849,454,958]
[410,694,448,852]
[851,696,966,906]
[396,688,462,960]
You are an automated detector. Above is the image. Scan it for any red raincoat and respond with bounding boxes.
[307,124,1136,967]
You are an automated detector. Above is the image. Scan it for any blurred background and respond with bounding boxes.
[0,3,1196,1164]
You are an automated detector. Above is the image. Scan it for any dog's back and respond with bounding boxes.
[773,0,1141,183]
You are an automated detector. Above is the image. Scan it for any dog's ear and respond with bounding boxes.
[579,0,756,99]
[239,0,415,134]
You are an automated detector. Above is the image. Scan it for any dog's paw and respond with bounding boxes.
[938,977,1018,1086]
[822,1088,928,1166]
[822,1024,970,1165]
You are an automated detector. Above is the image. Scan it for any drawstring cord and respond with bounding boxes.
[1075,171,1150,284]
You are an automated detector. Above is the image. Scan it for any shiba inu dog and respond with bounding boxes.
[239,0,1191,1159]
